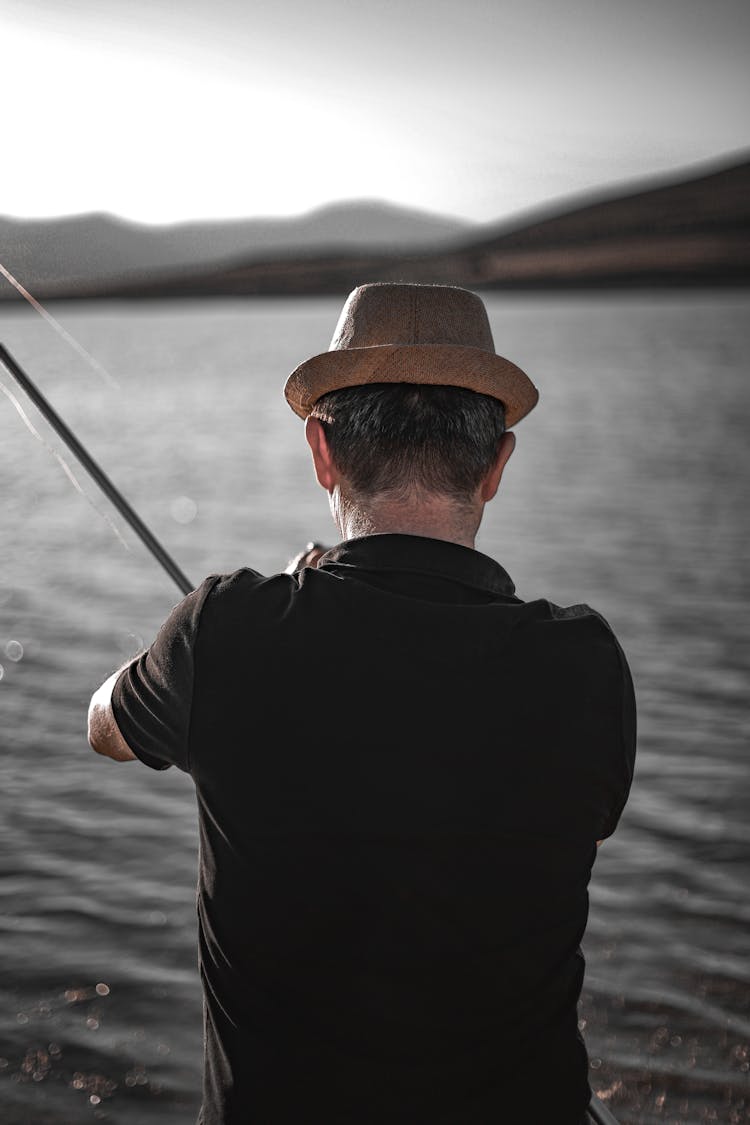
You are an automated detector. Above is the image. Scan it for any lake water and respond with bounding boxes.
[0,291,748,1124]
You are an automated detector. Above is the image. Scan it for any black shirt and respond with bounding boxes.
[112,534,636,1124]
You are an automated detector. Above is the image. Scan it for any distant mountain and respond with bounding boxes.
[1,154,748,299]
[141,154,745,296]
[411,153,750,290]
[0,201,474,299]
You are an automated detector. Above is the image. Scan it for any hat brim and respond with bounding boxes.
[284,343,539,428]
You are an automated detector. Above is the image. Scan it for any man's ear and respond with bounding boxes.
[480,431,516,502]
[305,416,339,492]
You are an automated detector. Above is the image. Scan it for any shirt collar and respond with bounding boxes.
[318,534,517,599]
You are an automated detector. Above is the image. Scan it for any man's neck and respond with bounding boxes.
[336,495,482,550]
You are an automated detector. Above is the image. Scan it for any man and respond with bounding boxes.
[89,282,636,1124]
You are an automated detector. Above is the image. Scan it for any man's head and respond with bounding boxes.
[285,282,537,544]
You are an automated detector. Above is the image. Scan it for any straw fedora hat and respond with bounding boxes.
[284,282,538,428]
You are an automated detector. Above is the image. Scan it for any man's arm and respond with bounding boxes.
[88,666,137,762]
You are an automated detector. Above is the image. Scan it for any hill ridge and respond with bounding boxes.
[1,152,748,298]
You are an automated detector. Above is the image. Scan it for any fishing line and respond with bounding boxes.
[0,261,120,389]
[0,376,129,549]
[0,260,194,595]
[0,254,196,594]
[0,344,194,597]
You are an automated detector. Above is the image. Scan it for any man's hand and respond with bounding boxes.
[284,542,329,574]
[88,668,138,761]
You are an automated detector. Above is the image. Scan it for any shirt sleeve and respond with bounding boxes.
[545,600,637,839]
[111,576,220,771]
[598,630,637,839]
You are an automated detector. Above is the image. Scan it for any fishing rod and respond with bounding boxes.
[0,343,194,597]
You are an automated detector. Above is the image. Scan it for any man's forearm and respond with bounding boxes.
[88,666,138,761]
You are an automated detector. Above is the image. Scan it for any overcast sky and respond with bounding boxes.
[3,0,748,225]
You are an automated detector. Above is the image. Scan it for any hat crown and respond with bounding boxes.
[330,283,497,354]
[284,280,539,427]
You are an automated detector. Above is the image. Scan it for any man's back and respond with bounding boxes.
[89,282,637,1124]
[112,534,636,1124]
